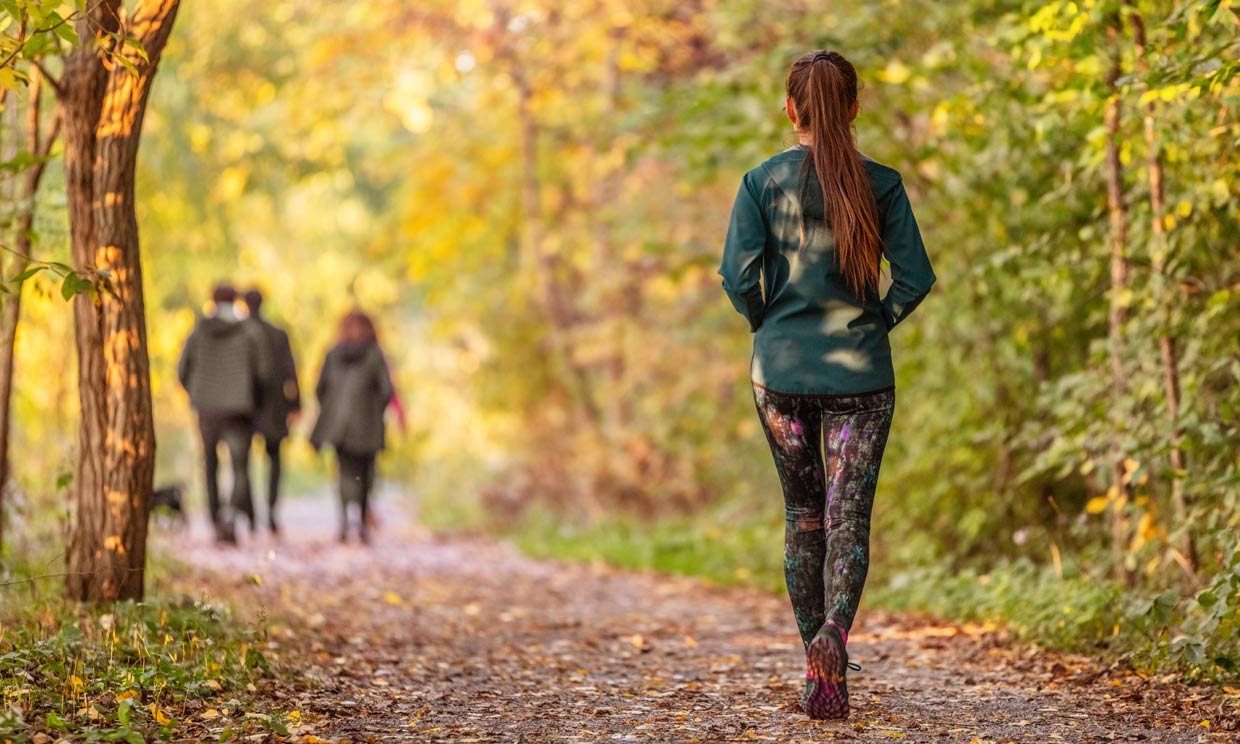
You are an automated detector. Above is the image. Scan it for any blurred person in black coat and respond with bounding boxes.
[243,289,301,535]
[311,309,394,544]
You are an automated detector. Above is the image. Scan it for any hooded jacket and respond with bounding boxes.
[178,315,273,416]
[310,341,394,455]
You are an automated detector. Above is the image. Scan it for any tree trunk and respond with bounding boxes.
[0,72,59,552]
[1104,15,1133,586]
[0,89,15,548]
[1128,3,1194,576]
[62,0,181,602]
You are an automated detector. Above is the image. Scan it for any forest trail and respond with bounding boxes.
[158,492,1237,743]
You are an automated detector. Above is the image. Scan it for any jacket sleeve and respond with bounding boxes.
[250,325,275,387]
[177,330,195,391]
[279,332,301,411]
[315,353,331,404]
[376,354,395,409]
[718,174,768,332]
[879,177,936,330]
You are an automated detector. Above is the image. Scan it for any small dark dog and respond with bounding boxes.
[149,484,187,528]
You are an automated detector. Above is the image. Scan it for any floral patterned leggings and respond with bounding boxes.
[753,384,895,648]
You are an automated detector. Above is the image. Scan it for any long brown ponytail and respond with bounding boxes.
[786,50,881,297]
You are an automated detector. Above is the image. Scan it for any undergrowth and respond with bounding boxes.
[0,554,290,742]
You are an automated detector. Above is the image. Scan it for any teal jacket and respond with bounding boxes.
[719,147,935,395]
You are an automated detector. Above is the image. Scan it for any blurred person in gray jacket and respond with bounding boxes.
[178,284,271,543]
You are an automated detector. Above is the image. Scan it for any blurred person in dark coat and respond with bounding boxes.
[243,289,301,535]
[310,309,394,545]
[178,284,271,543]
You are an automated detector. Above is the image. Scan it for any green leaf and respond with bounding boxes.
[20,33,54,58]
[13,265,44,283]
[117,699,132,725]
[0,2,22,23]
[46,711,69,731]
[53,19,78,45]
[60,274,78,300]
[113,53,140,78]
[124,36,149,63]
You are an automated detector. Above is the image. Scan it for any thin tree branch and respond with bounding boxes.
[31,59,64,97]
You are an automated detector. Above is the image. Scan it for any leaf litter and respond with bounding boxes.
[160,495,1240,743]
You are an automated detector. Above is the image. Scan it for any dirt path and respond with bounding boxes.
[160,492,1238,743]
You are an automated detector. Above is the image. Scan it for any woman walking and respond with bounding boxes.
[310,309,395,544]
[719,50,935,720]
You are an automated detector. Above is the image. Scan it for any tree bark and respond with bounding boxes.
[0,71,59,550]
[62,0,180,602]
[1128,3,1194,576]
[0,88,15,548]
[1104,15,1133,586]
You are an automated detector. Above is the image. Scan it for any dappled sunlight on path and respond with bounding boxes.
[154,492,1235,743]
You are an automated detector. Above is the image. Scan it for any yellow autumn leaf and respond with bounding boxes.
[115,690,138,701]
[879,60,912,84]
[149,703,171,725]
[1138,513,1160,541]
[1085,496,1110,515]
[383,591,403,606]
[200,709,220,720]
[0,67,21,91]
